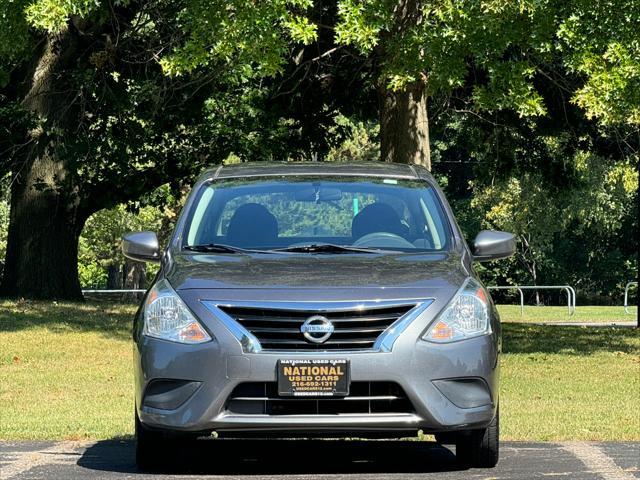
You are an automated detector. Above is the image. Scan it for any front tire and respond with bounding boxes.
[135,412,166,471]
[455,407,499,468]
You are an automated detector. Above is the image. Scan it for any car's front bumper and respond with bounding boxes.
[135,326,499,436]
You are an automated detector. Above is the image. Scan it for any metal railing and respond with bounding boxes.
[82,289,146,302]
[624,281,637,315]
[487,285,576,316]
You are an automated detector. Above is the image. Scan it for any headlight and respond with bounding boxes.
[143,279,212,344]
[423,278,491,343]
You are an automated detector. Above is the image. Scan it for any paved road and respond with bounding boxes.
[1,439,638,479]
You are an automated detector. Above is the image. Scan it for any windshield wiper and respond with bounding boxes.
[184,243,269,254]
[271,243,392,254]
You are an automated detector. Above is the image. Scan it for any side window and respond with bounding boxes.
[188,187,216,245]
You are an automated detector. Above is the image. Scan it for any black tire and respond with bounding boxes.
[135,412,167,471]
[455,407,499,468]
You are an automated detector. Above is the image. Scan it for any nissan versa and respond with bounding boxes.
[122,162,516,470]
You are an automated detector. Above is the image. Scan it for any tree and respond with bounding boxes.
[558,0,640,127]
[339,0,640,167]
[427,56,638,302]
[0,195,8,276]
[471,174,562,300]
[0,0,318,299]
[78,203,164,289]
[162,1,638,169]
[330,0,555,168]
[1,0,638,300]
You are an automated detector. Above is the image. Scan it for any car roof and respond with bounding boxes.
[199,161,432,181]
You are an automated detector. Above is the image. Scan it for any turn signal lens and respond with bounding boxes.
[143,279,212,344]
[430,321,454,341]
[178,321,209,343]
[423,278,491,343]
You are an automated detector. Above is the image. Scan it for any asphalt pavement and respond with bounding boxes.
[1,439,638,479]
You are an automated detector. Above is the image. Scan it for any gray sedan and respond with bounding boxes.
[123,162,515,470]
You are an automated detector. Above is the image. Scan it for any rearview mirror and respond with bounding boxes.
[293,186,342,202]
[122,231,160,263]
[472,230,516,262]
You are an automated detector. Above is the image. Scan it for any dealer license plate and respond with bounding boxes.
[277,359,350,397]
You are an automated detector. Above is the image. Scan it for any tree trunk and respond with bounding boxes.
[107,265,121,289]
[379,81,431,169]
[0,29,87,300]
[521,235,541,305]
[1,156,85,299]
[123,260,146,302]
[378,0,430,170]
[123,260,146,290]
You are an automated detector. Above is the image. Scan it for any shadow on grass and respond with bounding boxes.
[0,300,136,341]
[502,323,640,355]
[77,438,464,475]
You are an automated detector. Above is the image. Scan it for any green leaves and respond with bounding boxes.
[334,0,385,52]
[0,0,31,82]
[570,43,640,126]
[4,0,637,128]
[330,0,639,127]
[158,0,317,78]
[569,151,638,233]
[79,202,164,287]
[330,0,560,120]
[473,61,547,118]
[465,149,638,292]
[558,0,640,126]
[24,0,100,32]
[283,15,318,44]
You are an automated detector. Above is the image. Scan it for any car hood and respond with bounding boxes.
[166,251,469,302]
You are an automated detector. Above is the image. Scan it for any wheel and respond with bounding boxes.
[455,407,499,468]
[135,411,203,471]
[135,412,167,471]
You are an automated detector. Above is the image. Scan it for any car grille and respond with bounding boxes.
[225,382,414,415]
[217,304,416,351]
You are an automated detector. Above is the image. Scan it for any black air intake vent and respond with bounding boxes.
[226,381,414,415]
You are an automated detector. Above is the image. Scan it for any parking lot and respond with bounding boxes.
[1,439,638,479]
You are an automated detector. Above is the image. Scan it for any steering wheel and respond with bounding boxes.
[352,232,415,249]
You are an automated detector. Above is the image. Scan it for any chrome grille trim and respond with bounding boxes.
[201,299,433,353]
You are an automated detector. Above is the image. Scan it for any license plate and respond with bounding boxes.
[277,359,350,397]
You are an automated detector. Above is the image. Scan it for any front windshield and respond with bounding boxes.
[182,176,453,252]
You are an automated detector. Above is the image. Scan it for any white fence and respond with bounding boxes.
[487,285,576,316]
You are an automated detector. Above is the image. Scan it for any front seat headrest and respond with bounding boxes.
[226,203,278,247]
[352,203,404,240]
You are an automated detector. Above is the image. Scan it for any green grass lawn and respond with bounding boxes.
[497,304,638,323]
[0,300,638,441]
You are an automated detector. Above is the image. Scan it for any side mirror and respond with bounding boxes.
[472,230,516,262]
[122,231,160,263]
